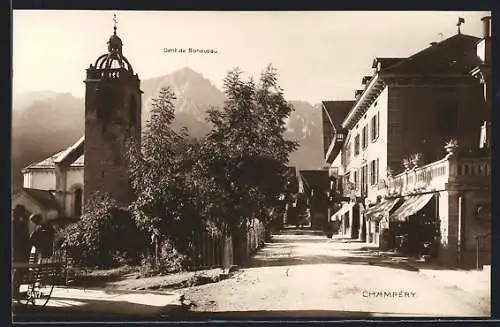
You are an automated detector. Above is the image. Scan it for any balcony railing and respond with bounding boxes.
[382,152,490,197]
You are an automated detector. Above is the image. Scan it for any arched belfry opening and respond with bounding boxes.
[83,14,143,207]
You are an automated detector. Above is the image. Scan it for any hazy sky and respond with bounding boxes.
[13,10,490,105]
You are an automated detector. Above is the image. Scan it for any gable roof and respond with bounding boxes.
[21,188,60,211]
[381,33,481,76]
[322,101,354,129]
[342,33,481,131]
[23,136,84,171]
[299,170,329,192]
[54,136,84,165]
[372,58,405,70]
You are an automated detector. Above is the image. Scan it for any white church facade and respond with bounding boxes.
[13,137,85,233]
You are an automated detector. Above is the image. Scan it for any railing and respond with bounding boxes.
[455,157,491,178]
[384,154,490,196]
[87,68,138,81]
[386,158,450,196]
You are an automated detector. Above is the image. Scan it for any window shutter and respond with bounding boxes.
[377,113,380,139]
[369,161,373,185]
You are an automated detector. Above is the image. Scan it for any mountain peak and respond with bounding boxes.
[171,67,205,80]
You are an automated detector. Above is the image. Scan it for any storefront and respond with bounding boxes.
[389,193,439,256]
[363,198,402,246]
[331,202,356,237]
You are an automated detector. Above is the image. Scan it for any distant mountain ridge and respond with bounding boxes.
[12,68,325,192]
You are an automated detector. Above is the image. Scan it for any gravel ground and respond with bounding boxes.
[180,229,490,317]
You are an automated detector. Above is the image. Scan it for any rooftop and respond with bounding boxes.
[22,188,60,210]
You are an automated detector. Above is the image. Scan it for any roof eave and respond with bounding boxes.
[342,74,383,129]
[54,136,85,165]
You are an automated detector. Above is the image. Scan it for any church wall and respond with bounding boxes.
[63,167,84,217]
[67,167,84,190]
[29,169,56,190]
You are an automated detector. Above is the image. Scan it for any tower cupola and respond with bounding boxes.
[89,14,136,76]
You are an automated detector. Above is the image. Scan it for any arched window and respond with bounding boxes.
[74,188,83,217]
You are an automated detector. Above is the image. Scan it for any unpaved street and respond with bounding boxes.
[182,228,490,318]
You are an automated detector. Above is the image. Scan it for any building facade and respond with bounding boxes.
[13,22,142,225]
[323,16,491,267]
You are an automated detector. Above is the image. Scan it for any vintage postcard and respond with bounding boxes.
[11,10,491,321]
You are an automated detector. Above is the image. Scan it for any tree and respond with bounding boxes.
[127,87,209,259]
[202,65,298,234]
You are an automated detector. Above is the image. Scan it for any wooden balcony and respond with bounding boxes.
[325,129,348,164]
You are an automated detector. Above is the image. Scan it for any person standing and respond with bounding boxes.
[12,205,30,300]
[29,214,56,262]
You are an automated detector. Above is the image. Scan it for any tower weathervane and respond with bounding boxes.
[457,17,465,34]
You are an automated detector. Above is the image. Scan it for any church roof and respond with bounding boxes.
[23,136,84,171]
[21,188,60,211]
[54,136,84,165]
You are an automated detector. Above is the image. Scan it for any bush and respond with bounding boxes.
[61,192,148,268]
[138,239,191,277]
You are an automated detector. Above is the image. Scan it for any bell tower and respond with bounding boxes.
[84,15,142,207]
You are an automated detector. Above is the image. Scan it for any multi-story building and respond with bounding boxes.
[323,16,491,267]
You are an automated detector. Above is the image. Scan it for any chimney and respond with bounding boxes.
[355,90,363,99]
[477,16,492,63]
[481,16,491,39]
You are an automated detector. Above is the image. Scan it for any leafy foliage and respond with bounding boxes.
[127,87,209,259]
[138,239,190,277]
[127,65,297,270]
[202,65,298,232]
[61,192,147,267]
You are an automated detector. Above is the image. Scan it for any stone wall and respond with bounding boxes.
[84,78,142,207]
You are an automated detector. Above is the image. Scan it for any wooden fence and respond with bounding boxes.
[49,219,269,275]
[191,219,267,269]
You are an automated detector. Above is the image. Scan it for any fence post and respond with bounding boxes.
[476,235,480,271]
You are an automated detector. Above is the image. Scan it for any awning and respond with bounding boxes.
[331,202,355,221]
[364,198,401,222]
[389,193,435,222]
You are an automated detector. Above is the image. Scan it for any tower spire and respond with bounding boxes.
[113,13,118,35]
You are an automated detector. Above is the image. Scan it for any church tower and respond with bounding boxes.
[84,16,142,207]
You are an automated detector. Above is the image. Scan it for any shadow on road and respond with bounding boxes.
[12,296,180,320]
[242,229,420,272]
[242,229,480,273]
[246,253,420,271]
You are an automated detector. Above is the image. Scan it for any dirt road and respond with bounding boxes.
[181,228,490,318]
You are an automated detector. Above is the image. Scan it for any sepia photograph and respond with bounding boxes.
[11,10,491,321]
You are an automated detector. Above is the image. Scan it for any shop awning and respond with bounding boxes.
[331,202,355,221]
[389,193,435,222]
[364,198,401,222]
